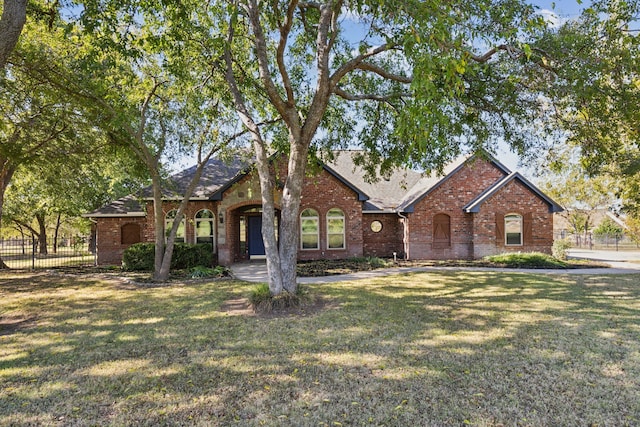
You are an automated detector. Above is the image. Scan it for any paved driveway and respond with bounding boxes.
[231,251,640,284]
[568,248,640,262]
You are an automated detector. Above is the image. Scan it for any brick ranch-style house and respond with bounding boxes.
[85,151,563,266]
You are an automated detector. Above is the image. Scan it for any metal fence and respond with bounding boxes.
[555,231,639,251]
[0,235,96,269]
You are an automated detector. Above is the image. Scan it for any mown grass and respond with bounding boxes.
[1,270,639,426]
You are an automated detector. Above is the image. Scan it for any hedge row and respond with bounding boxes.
[122,242,214,271]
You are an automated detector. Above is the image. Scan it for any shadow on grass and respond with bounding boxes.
[1,270,639,426]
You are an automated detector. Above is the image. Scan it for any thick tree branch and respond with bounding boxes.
[276,0,298,106]
[244,0,288,117]
[355,62,412,83]
[302,2,337,142]
[334,87,411,102]
[330,42,400,87]
[0,0,27,69]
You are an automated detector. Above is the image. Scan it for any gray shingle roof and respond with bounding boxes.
[323,151,422,211]
[141,156,250,199]
[85,157,249,217]
[87,150,546,218]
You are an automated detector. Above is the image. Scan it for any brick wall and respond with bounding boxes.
[362,213,402,258]
[95,216,147,265]
[472,179,554,257]
[298,168,364,260]
[95,200,218,266]
[406,159,506,260]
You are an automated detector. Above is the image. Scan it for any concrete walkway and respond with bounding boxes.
[230,250,640,284]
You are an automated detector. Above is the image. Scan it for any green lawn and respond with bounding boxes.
[1,270,639,426]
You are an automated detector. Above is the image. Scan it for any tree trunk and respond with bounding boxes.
[248,138,283,294]
[53,213,61,253]
[278,141,310,292]
[0,160,16,268]
[36,212,48,255]
[151,170,169,282]
[0,0,27,69]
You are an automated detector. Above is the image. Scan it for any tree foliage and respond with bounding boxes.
[532,0,640,216]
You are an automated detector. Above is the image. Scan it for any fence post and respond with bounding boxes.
[31,236,36,270]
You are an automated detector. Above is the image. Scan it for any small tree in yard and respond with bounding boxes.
[592,217,624,239]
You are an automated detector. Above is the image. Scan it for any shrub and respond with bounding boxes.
[485,252,567,268]
[122,242,214,271]
[172,243,213,270]
[552,239,572,261]
[248,283,314,313]
[190,265,229,279]
[348,256,389,268]
[122,243,155,271]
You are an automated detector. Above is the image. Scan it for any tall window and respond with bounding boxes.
[300,208,319,250]
[327,208,345,249]
[195,209,215,248]
[505,214,523,246]
[433,213,451,248]
[165,209,186,243]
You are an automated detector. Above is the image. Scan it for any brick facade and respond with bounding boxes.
[91,153,559,266]
[472,179,555,257]
[405,159,506,260]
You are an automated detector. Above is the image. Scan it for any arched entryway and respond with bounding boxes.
[232,205,279,261]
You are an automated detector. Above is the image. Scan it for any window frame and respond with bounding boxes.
[504,213,523,246]
[300,208,320,250]
[326,208,346,250]
[194,209,215,250]
[165,209,186,243]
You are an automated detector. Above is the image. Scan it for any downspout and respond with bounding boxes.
[396,210,409,260]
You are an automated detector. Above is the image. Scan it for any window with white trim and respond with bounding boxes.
[195,209,215,249]
[300,208,319,250]
[327,208,345,249]
[505,213,523,246]
[165,209,186,243]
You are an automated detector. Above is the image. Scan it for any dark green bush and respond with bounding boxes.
[171,243,213,270]
[484,252,567,268]
[122,243,155,271]
[122,242,214,271]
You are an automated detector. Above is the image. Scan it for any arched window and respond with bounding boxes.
[195,209,215,249]
[300,208,319,250]
[505,214,523,246]
[433,214,451,248]
[121,223,142,245]
[165,209,186,243]
[327,208,345,250]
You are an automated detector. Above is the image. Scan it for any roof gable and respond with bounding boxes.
[463,172,564,213]
[398,153,512,213]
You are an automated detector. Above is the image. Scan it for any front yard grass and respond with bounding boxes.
[1,270,639,426]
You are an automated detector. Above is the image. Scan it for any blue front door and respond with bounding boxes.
[248,216,265,256]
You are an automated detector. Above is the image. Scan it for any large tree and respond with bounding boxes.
[218,0,559,295]
[0,17,100,267]
[60,3,243,281]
